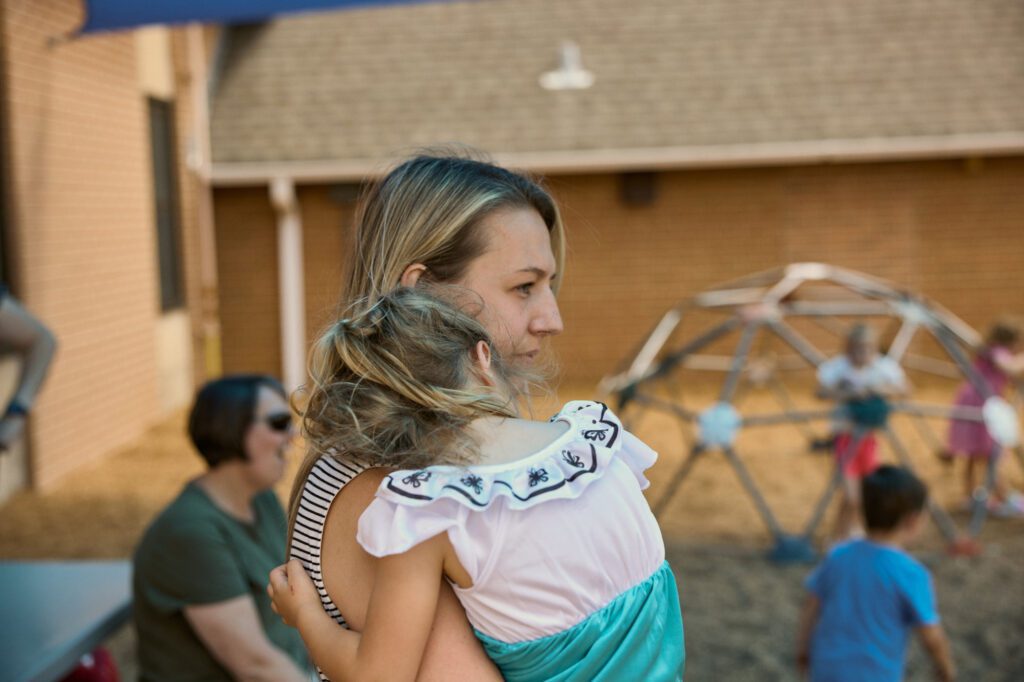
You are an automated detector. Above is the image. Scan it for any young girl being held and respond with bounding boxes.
[946,317,1024,515]
[269,288,684,682]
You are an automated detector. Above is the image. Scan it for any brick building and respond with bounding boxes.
[207,0,1024,388]
[0,1,216,496]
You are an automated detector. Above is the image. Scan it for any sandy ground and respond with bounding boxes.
[1,383,1022,680]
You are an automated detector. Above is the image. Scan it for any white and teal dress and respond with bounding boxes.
[357,401,685,681]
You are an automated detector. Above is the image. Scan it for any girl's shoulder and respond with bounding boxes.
[373,401,655,513]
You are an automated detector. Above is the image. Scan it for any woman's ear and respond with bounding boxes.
[399,263,428,288]
[472,340,495,385]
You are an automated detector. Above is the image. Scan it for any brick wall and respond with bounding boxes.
[0,7,206,490]
[0,1,162,486]
[548,158,1024,382]
[213,185,355,379]
[213,157,1024,385]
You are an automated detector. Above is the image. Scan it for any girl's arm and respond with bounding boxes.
[795,594,819,679]
[316,468,501,681]
[270,535,448,682]
[992,347,1024,377]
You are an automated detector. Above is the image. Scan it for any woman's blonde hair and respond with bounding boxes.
[342,147,565,311]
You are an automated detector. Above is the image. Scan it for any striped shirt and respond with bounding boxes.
[289,454,369,632]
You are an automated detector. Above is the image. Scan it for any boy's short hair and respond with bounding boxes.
[861,465,927,531]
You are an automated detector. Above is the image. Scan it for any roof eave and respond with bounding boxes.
[209,132,1024,187]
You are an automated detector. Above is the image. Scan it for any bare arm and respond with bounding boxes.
[184,595,309,682]
[0,295,57,450]
[272,533,448,682]
[992,348,1024,377]
[917,624,955,682]
[318,468,501,681]
[795,595,819,678]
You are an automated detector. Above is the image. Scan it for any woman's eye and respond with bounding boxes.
[515,283,534,296]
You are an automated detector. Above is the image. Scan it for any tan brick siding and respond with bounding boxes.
[213,157,1024,386]
[212,186,280,376]
[1,1,162,486]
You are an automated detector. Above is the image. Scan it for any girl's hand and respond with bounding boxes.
[267,559,322,628]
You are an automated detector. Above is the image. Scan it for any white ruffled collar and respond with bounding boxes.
[377,401,624,511]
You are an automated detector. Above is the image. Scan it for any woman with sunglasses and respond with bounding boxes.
[133,375,312,682]
[283,150,564,681]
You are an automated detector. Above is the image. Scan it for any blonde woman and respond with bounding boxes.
[285,151,565,680]
[271,288,684,681]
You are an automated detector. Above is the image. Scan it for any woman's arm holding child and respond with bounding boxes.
[916,624,955,682]
[270,535,449,682]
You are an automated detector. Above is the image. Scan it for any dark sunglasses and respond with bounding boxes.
[262,412,293,433]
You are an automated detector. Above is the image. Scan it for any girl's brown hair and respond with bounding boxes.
[986,317,1023,349]
[288,288,525,548]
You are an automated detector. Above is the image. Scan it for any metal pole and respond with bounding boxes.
[643,318,743,385]
[881,425,960,543]
[767,376,820,441]
[767,320,827,368]
[722,445,785,538]
[801,427,866,539]
[652,443,705,519]
[720,323,758,403]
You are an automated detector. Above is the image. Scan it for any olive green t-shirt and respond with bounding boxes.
[133,482,309,681]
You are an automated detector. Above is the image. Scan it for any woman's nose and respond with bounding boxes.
[531,291,564,337]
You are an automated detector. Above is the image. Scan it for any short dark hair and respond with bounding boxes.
[187,375,286,468]
[861,465,927,531]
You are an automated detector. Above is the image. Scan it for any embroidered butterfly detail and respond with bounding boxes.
[460,474,484,494]
[528,468,549,487]
[402,471,432,488]
[581,428,608,442]
[561,450,584,468]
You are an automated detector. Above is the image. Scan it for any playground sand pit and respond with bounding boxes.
[1,383,1022,679]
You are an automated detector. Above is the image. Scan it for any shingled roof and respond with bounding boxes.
[209,0,1024,179]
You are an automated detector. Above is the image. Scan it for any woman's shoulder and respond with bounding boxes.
[372,400,651,513]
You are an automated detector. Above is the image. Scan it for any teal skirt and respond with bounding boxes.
[475,561,685,681]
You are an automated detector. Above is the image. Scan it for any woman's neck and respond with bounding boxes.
[467,414,570,467]
[195,464,258,523]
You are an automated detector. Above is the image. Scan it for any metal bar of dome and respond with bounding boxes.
[652,443,706,519]
[886,320,919,363]
[741,410,835,427]
[809,315,852,339]
[882,425,960,542]
[767,320,827,367]
[889,403,985,422]
[969,441,1004,536]
[694,287,769,307]
[766,376,822,441]
[628,392,701,422]
[642,317,743,385]
[801,427,868,539]
[907,413,947,454]
[722,445,785,537]
[900,353,962,379]
[931,326,995,400]
[781,301,893,316]
[719,323,758,403]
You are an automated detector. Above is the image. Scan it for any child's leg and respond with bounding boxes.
[963,455,978,501]
[843,475,864,538]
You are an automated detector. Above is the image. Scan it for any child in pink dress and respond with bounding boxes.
[946,318,1024,514]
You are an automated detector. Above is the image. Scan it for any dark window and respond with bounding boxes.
[148,98,185,311]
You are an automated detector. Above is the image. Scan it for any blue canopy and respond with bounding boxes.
[80,0,433,33]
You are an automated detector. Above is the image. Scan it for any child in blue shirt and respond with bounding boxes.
[796,465,955,682]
